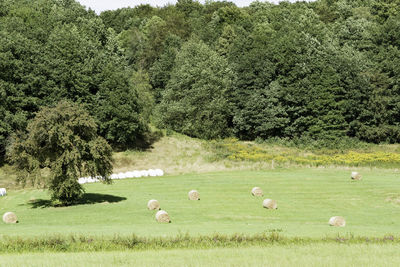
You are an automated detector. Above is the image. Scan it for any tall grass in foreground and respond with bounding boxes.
[5,244,400,267]
[1,233,400,253]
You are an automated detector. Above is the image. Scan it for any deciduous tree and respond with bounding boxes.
[8,101,113,205]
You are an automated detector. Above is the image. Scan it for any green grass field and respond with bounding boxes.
[1,168,399,238]
[2,167,400,265]
[2,134,400,266]
[3,244,400,266]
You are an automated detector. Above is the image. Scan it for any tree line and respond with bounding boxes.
[1,0,400,165]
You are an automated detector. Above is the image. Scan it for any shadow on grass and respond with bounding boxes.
[28,193,127,208]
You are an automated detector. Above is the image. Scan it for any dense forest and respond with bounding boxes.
[1,0,400,164]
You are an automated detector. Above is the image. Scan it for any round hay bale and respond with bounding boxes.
[329,216,346,227]
[156,210,170,223]
[251,187,263,197]
[140,170,149,177]
[263,199,277,209]
[3,212,17,224]
[147,199,160,210]
[351,172,362,180]
[188,190,200,200]
[110,174,119,179]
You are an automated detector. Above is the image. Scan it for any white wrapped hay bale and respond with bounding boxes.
[155,169,164,176]
[188,190,200,200]
[251,187,263,197]
[0,188,6,196]
[125,172,134,178]
[263,199,277,209]
[329,216,346,227]
[147,199,160,210]
[110,174,119,180]
[133,171,141,178]
[148,169,157,177]
[140,170,149,177]
[3,212,18,224]
[78,178,86,184]
[351,172,362,180]
[117,172,126,179]
[156,210,171,223]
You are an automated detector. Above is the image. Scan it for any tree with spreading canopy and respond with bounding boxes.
[8,101,113,205]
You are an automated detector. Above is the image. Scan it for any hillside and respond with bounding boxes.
[1,133,399,190]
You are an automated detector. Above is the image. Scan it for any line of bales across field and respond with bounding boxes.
[78,169,164,184]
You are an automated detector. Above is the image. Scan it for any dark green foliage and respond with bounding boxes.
[0,0,152,164]
[2,0,400,152]
[149,34,182,102]
[229,4,348,140]
[43,22,101,103]
[233,82,289,140]
[94,65,151,149]
[155,38,234,139]
[7,102,113,205]
[100,6,155,34]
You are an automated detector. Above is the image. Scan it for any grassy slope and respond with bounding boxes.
[3,244,400,266]
[1,134,399,189]
[1,168,400,238]
[0,134,260,189]
[112,134,268,175]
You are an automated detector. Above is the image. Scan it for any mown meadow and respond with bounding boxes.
[2,168,400,238]
[1,135,400,265]
[1,171,400,265]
